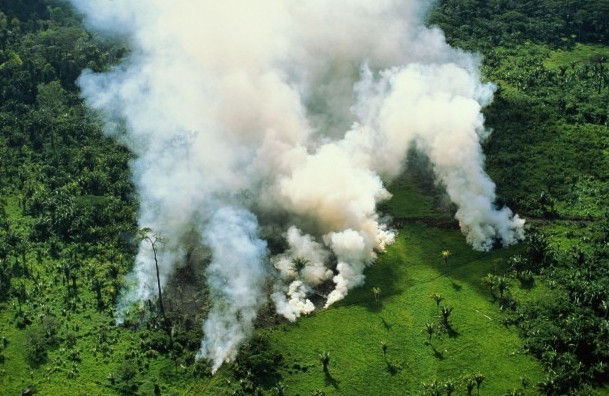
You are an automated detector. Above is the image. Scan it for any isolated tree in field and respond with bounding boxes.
[430,293,444,311]
[474,373,485,394]
[319,351,330,372]
[463,375,476,395]
[425,323,435,341]
[137,227,166,317]
[290,256,309,276]
[372,286,381,302]
[440,306,453,327]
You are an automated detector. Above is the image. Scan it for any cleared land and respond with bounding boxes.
[196,176,545,395]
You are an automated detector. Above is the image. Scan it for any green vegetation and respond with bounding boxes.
[185,180,548,395]
[1,0,609,395]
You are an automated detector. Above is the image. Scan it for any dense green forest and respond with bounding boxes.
[1,0,609,395]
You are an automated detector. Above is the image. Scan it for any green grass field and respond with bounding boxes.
[192,178,545,395]
[544,43,609,70]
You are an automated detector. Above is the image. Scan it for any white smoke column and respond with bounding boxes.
[273,227,333,285]
[324,229,376,307]
[69,0,525,371]
[197,206,267,373]
[271,281,315,322]
[271,226,333,321]
[358,63,526,250]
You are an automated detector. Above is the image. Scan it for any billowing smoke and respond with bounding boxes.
[70,0,524,371]
[197,206,268,373]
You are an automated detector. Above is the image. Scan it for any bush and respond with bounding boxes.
[111,360,139,395]
[139,330,172,354]
[233,334,283,387]
[24,326,48,367]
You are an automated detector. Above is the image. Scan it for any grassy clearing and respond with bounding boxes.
[383,173,446,219]
[195,181,545,395]
[255,224,541,395]
[545,43,609,69]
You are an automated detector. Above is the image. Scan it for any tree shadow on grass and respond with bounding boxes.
[380,316,393,331]
[366,300,384,313]
[425,341,445,360]
[446,324,460,338]
[384,359,402,376]
[448,277,463,291]
[324,369,340,389]
[344,255,402,312]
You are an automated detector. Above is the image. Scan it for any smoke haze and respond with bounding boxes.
[70,0,525,371]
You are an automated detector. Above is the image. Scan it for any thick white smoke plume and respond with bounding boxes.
[70,0,524,371]
[198,206,268,373]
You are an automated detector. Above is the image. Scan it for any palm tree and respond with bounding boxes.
[319,351,330,372]
[137,227,166,317]
[424,379,441,396]
[430,293,444,310]
[372,286,381,302]
[290,256,309,276]
[496,277,509,299]
[440,306,453,327]
[380,341,388,356]
[425,323,435,341]
[526,232,551,266]
[463,375,476,395]
[474,373,485,395]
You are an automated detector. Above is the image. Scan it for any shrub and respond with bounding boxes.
[24,326,48,367]
[112,360,139,395]
[233,334,283,387]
